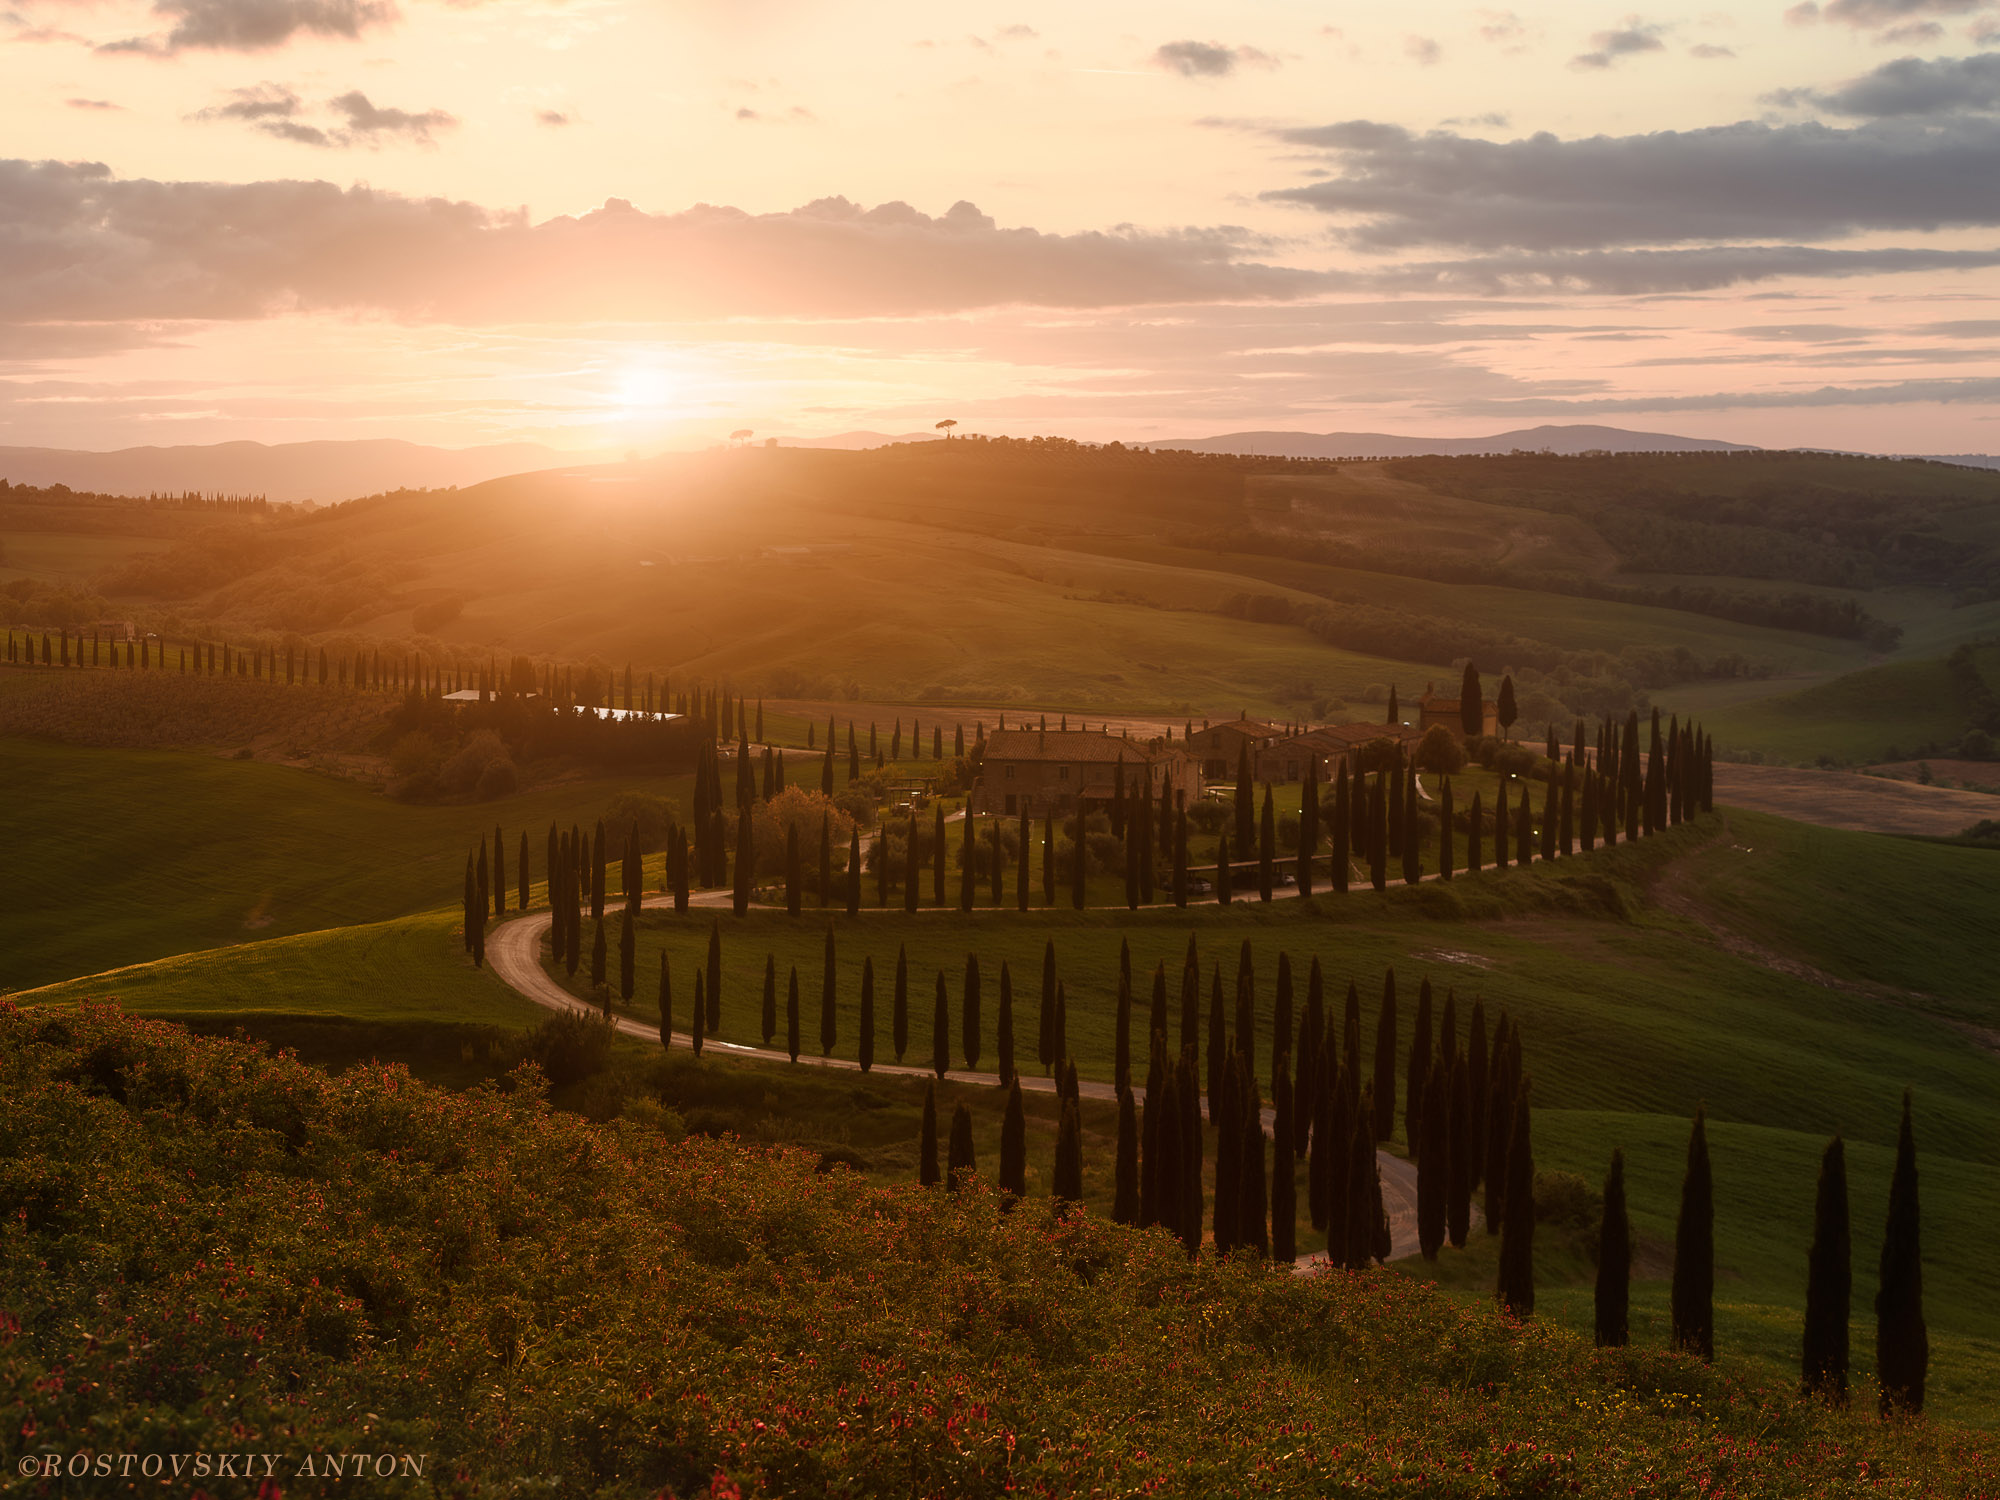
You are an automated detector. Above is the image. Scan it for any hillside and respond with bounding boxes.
[4,1000,1994,1495]
[6,440,2000,762]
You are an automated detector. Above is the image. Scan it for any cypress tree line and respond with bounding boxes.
[761,955,777,1045]
[919,1084,940,1187]
[1180,936,1202,1061]
[820,928,838,1056]
[1206,966,1226,1122]
[1802,1135,1851,1404]
[1176,1055,1203,1257]
[1466,999,1489,1192]
[1368,773,1388,891]
[1038,941,1056,1074]
[1346,1083,1377,1269]
[1018,807,1031,912]
[1043,811,1057,904]
[1000,1079,1026,1198]
[1343,979,1362,1076]
[1446,1055,1471,1248]
[1140,1047,1163,1229]
[931,972,951,1078]
[1053,1099,1084,1207]
[1596,1149,1631,1348]
[1406,977,1433,1156]
[1271,952,1293,1100]
[947,1104,976,1193]
[1113,960,1132,1089]
[1233,941,1256,1080]
[959,813,976,912]
[1467,791,1484,874]
[962,954,982,1069]
[786,967,801,1063]
[1273,1069,1297,1264]
[1239,1066,1268,1259]
[1497,1083,1535,1317]
[1372,971,1397,1141]
[1494,781,1510,868]
[1483,1014,1517,1232]
[1213,1047,1240,1254]
[933,804,947,905]
[1877,1090,1928,1417]
[1295,962,1323,1157]
[1113,1086,1139,1224]
[1417,1056,1448,1260]
[858,956,876,1074]
[894,944,910,1063]
[1671,1108,1716,1362]
[1148,963,1170,1075]
[1514,790,1532,869]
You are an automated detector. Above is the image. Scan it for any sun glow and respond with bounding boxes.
[611,365,680,413]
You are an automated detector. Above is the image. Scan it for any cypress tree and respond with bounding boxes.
[1140,1046,1164,1228]
[1579,770,1598,854]
[691,972,706,1056]
[933,803,947,905]
[1494,781,1510,868]
[761,954,777,1045]
[1149,962,1170,1074]
[962,953,982,1070]
[820,927,838,1056]
[932,972,951,1078]
[959,811,976,912]
[1497,1083,1535,1317]
[947,1103,976,1193]
[1053,981,1068,1068]
[1446,1055,1472,1248]
[1043,810,1057,903]
[1559,771,1575,857]
[1671,1108,1716,1361]
[1176,1056,1203,1257]
[1273,1070,1297,1264]
[1053,1098,1084,1208]
[1240,1069,1268,1259]
[1258,786,1275,902]
[1467,790,1484,874]
[1406,977,1433,1154]
[1372,970,1397,1141]
[658,953,673,1049]
[590,916,606,991]
[1483,1015,1515,1233]
[1514,787,1533,868]
[997,961,1015,1085]
[1213,1049,1240,1254]
[1038,941,1057,1073]
[1417,1056,1448,1260]
[1369,772,1388,891]
[1113,1086,1139,1224]
[1345,1086,1375,1269]
[1801,1135,1851,1403]
[1234,742,1254,850]
[1332,765,1351,894]
[1000,1078,1026,1198]
[786,967,802,1062]
[1180,935,1202,1062]
[858,956,876,1074]
[893,944,910,1063]
[1114,961,1132,1090]
[1206,964,1225,1121]
[707,922,722,1032]
[1018,806,1031,911]
[1466,999,1489,1190]
[1233,941,1256,1081]
[1460,663,1484,737]
[1876,1091,1928,1416]
[1596,1149,1631,1348]
[920,1084,941,1187]
[1343,978,1362,1079]
[618,908,636,1001]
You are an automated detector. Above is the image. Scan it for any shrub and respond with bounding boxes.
[441,729,515,797]
[1414,725,1468,774]
[514,1008,617,1087]
[602,790,681,853]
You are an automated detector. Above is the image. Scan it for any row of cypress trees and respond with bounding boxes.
[1590,1095,1929,1415]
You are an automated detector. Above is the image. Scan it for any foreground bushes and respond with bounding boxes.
[2,1001,1992,1498]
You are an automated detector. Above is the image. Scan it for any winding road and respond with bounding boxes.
[484,888,1432,1262]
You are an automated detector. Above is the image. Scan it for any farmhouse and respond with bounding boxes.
[1256,722,1421,783]
[970,728,1201,818]
[1418,684,1499,739]
[1184,716,1287,781]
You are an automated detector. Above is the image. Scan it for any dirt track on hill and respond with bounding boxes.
[1714,763,1996,837]
[485,899,1426,1262]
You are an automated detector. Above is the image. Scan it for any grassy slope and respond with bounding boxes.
[32,803,2000,1423]
[0,735,692,991]
[1703,659,1970,763]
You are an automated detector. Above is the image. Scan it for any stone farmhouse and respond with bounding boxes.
[970,728,1202,819]
[1183,716,1288,781]
[1418,684,1499,739]
[1254,721,1421,783]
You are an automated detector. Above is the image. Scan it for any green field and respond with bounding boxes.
[1703,658,1972,764]
[29,791,2000,1425]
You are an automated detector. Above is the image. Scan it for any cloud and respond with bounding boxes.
[1808,51,2000,116]
[1405,35,1442,64]
[1458,374,2000,415]
[65,97,121,110]
[535,109,570,127]
[194,84,453,146]
[1689,42,1735,57]
[99,0,396,54]
[198,82,304,122]
[994,23,1036,40]
[0,164,1330,325]
[1151,40,1275,77]
[1477,11,1532,48]
[328,90,454,144]
[1787,0,1994,31]
[1571,17,1668,69]
[1263,117,2000,251]
[1372,243,2000,294]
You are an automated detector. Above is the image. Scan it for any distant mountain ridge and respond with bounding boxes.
[0,438,586,505]
[1139,423,1758,459]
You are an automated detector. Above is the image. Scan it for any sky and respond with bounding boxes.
[5,0,2000,454]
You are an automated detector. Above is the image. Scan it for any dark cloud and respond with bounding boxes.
[1263,117,2000,251]
[328,90,454,144]
[198,82,303,122]
[1809,51,2000,116]
[1571,18,1667,69]
[0,163,1329,324]
[193,84,451,146]
[65,97,122,110]
[1373,243,2000,293]
[1787,0,1993,29]
[100,0,396,54]
[1460,374,2000,414]
[535,109,570,127]
[1151,40,1275,77]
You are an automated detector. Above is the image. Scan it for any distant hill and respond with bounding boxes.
[1918,453,2000,471]
[763,431,942,450]
[0,438,588,505]
[1141,423,1757,459]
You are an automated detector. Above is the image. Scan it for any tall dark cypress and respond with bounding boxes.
[589,916,606,992]
[1239,1069,1268,1259]
[893,944,910,1063]
[1177,1055,1204,1257]
[1372,971,1397,1141]
[919,1084,941,1187]
[1802,1136,1851,1404]
[1596,1149,1631,1348]
[858,956,876,1074]
[932,972,951,1079]
[1272,1070,1297,1264]
[1405,977,1433,1156]
[959,811,976,912]
[1494,781,1511,868]
[1114,958,1133,1090]
[820,928,838,1056]
[962,954,982,1070]
[1180,935,1202,1061]
[1140,1049,1164,1228]
[1234,742,1254,851]
[1369,772,1388,891]
[947,1104,976,1193]
[1148,963,1170,1075]
[1671,1108,1716,1361]
[847,826,861,916]
[1113,1086,1139,1224]
[1043,810,1057,903]
[1213,1050,1240,1254]
[1206,965,1225,1121]
[1018,806,1031,911]
[1038,941,1057,1073]
[1466,999,1489,1191]
[997,961,1016,1085]
[934,803,947,905]
[1514,788,1533,869]
[657,953,672,1049]
[1876,1091,1928,1416]
[761,954,777,1045]
[786,966,802,1062]
[1000,1079,1026,1198]
[1416,1057,1448,1260]
[1446,1055,1471,1248]
[1497,1083,1535,1317]
[1483,1014,1515,1232]
[1345,1085,1375,1270]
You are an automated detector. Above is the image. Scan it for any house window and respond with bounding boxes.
[1058,765,1069,781]
[1004,764,1015,779]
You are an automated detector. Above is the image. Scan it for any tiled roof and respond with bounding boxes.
[983,728,1160,764]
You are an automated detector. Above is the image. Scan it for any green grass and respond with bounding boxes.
[0,735,693,991]
[1704,657,1971,764]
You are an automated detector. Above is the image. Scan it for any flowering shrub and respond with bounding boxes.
[3,1001,1993,1498]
